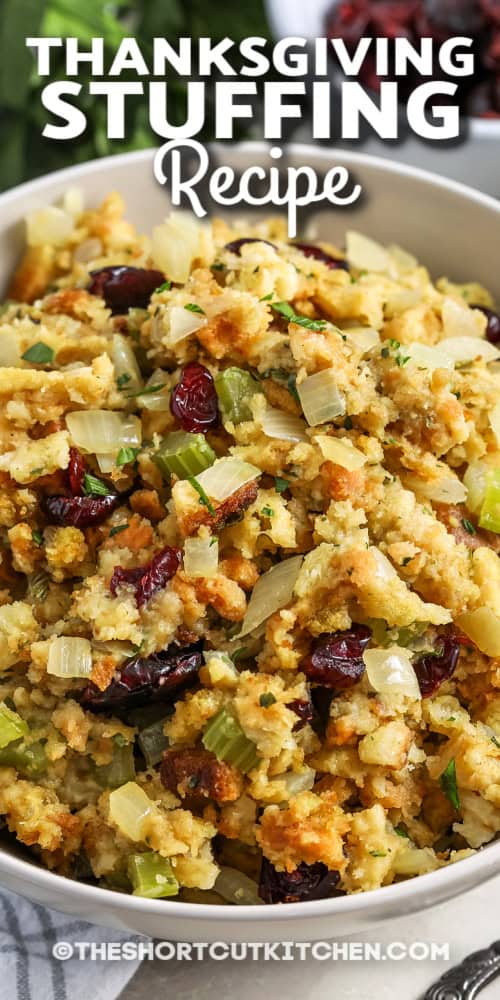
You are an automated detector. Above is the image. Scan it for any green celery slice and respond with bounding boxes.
[153,431,216,481]
[138,719,169,767]
[95,743,136,789]
[214,368,260,424]
[0,703,29,749]
[479,469,500,533]
[202,708,260,773]
[0,739,47,776]
[128,852,179,898]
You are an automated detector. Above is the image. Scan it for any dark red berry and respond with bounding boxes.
[68,447,86,496]
[370,1,419,39]
[413,630,460,698]
[473,304,500,343]
[259,858,342,904]
[79,641,203,713]
[288,697,314,730]
[293,242,349,271]
[424,0,485,33]
[170,362,218,433]
[110,546,181,608]
[480,0,500,26]
[325,0,371,49]
[301,625,371,688]
[224,238,277,255]
[88,267,165,314]
[43,493,120,528]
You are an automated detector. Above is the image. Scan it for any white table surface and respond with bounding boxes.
[121,874,499,999]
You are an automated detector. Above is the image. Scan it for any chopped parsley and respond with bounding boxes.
[154,281,172,293]
[259,692,277,708]
[211,263,226,272]
[261,506,274,518]
[491,735,500,749]
[109,523,129,537]
[83,473,110,497]
[21,341,54,365]
[401,556,412,567]
[259,292,274,302]
[126,382,166,398]
[31,529,43,546]
[184,303,205,315]
[189,477,215,515]
[439,758,460,811]
[462,518,476,535]
[369,850,387,858]
[393,825,409,838]
[275,477,290,495]
[271,301,327,331]
[381,347,390,358]
[116,372,132,390]
[344,415,353,430]
[116,446,140,467]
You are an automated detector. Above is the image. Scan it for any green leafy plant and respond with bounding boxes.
[0,0,270,191]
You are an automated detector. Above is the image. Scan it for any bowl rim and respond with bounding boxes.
[0,142,499,922]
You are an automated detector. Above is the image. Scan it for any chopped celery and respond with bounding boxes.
[202,708,260,773]
[127,852,179,898]
[479,469,500,533]
[138,719,168,767]
[215,368,260,424]
[0,703,29,749]
[96,742,136,789]
[0,739,47,777]
[153,430,216,481]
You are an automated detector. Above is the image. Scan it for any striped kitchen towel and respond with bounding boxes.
[0,887,141,1000]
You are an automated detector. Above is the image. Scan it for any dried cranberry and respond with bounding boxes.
[413,630,460,698]
[224,238,277,255]
[293,242,349,271]
[473,304,500,343]
[88,267,165,314]
[68,447,86,495]
[259,858,342,904]
[170,362,218,433]
[422,0,485,33]
[325,0,371,49]
[43,493,120,528]
[480,0,500,27]
[370,1,419,39]
[110,546,181,608]
[288,697,314,730]
[301,625,371,688]
[79,641,203,713]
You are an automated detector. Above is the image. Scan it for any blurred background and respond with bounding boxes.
[1,0,499,196]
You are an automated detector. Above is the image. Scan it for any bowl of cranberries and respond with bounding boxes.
[266,0,500,196]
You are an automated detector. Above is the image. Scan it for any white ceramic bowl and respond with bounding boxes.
[0,145,499,941]
[266,0,500,198]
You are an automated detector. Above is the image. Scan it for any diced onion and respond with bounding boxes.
[316,434,366,470]
[66,410,142,454]
[363,646,421,700]
[297,369,346,426]
[275,768,316,798]
[62,187,84,218]
[111,334,143,394]
[441,297,485,339]
[418,476,467,505]
[96,454,116,473]
[438,336,500,364]
[238,555,303,637]
[370,547,398,582]
[196,457,261,502]
[344,327,380,353]
[214,867,260,906]
[184,536,218,578]
[456,607,500,657]
[489,402,500,447]
[108,781,154,841]
[73,238,103,264]
[261,407,308,442]
[392,847,438,876]
[388,244,418,274]
[406,342,454,371]
[47,636,92,678]
[152,212,202,283]
[26,206,74,247]
[137,370,171,412]
[0,330,21,367]
[346,231,390,272]
[167,305,207,346]
[463,461,489,514]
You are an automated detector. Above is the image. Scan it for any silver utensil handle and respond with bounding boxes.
[423,941,500,999]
